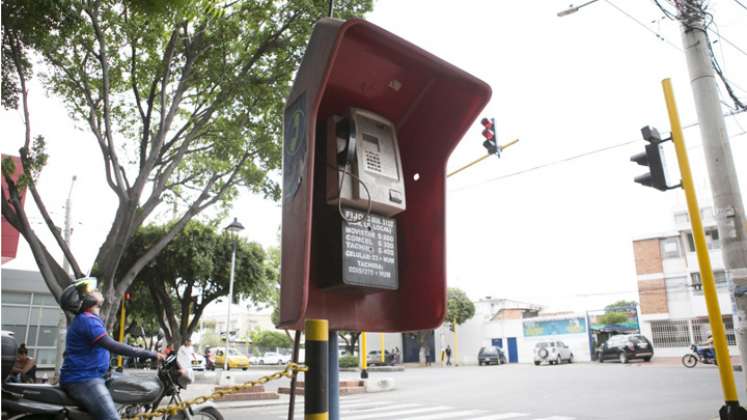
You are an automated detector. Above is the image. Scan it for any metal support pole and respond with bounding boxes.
[360,332,368,379]
[452,319,459,366]
[675,2,747,393]
[447,139,519,178]
[117,301,126,369]
[663,78,747,419]
[328,331,340,420]
[379,333,385,364]
[288,330,302,420]
[305,319,329,420]
[224,239,237,371]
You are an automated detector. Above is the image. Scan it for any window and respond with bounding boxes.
[3,292,31,304]
[1,292,64,367]
[685,228,720,252]
[650,319,690,348]
[691,271,727,293]
[661,237,681,259]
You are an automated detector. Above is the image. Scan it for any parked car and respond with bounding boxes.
[533,341,573,365]
[597,334,654,363]
[210,347,250,370]
[190,353,206,371]
[367,350,395,366]
[477,346,506,366]
[256,352,291,365]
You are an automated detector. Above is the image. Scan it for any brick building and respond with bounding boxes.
[633,207,738,357]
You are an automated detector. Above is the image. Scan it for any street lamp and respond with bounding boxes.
[557,0,601,17]
[223,217,244,372]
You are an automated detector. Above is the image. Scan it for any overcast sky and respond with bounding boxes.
[2,0,746,313]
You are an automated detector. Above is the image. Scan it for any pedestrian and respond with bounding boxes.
[10,344,36,383]
[445,345,452,366]
[425,347,431,366]
[176,337,195,383]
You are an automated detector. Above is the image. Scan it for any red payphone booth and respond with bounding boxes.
[279,18,491,332]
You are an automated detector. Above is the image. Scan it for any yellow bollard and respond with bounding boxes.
[304,319,328,420]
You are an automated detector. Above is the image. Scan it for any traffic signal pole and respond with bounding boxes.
[674,1,747,391]
[117,300,126,369]
[447,139,519,178]
[662,78,747,419]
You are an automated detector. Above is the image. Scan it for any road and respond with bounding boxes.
[216,362,746,420]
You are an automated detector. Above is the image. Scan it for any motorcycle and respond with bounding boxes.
[682,343,717,368]
[1,331,223,420]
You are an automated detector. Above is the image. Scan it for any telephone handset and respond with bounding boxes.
[326,108,406,217]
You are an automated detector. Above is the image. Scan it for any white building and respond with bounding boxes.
[633,207,738,358]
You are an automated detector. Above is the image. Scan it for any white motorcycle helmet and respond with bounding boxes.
[60,277,100,314]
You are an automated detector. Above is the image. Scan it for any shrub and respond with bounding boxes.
[338,355,359,368]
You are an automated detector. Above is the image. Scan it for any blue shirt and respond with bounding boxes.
[60,312,110,384]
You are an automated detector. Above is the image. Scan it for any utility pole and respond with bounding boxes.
[62,175,76,274]
[55,175,76,381]
[674,0,747,387]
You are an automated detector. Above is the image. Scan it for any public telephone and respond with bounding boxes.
[326,108,406,218]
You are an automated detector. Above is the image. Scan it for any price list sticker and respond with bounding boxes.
[340,208,398,290]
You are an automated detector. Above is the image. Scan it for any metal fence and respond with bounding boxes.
[650,316,735,348]
[650,319,691,348]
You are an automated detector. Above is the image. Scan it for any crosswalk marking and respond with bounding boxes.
[241,398,579,420]
[343,405,452,420]
[531,417,575,420]
[265,399,393,414]
[273,403,419,418]
[469,413,530,420]
[403,409,489,419]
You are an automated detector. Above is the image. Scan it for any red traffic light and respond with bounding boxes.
[480,117,493,128]
[481,128,494,140]
[124,292,131,301]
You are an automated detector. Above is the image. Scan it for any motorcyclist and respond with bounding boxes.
[59,278,165,420]
[701,333,715,361]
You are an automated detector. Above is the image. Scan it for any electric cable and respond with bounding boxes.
[448,109,744,193]
[733,0,747,12]
[332,163,373,225]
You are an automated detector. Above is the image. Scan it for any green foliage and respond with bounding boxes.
[338,355,359,368]
[446,288,475,330]
[605,300,637,311]
[251,329,293,352]
[1,0,373,328]
[597,312,629,326]
[120,220,274,344]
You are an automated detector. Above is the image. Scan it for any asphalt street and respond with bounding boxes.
[214,362,747,420]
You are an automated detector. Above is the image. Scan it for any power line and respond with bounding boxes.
[733,0,747,12]
[448,110,745,193]
[607,0,682,50]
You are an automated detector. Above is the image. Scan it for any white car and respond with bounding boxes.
[256,352,291,365]
[190,353,206,371]
[533,341,573,365]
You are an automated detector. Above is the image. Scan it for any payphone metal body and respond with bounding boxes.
[279,18,491,332]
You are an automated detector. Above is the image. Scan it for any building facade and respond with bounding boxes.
[633,207,738,357]
[1,269,65,368]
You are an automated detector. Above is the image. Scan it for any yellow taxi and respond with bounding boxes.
[211,347,250,370]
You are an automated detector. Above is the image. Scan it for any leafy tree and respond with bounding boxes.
[119,220,274,347]
[1,0,373,328]
[596,312,629,326]
[605,300,637,311]
[338,331,361,355]
[251,330,293,352]
[446,288,475,330]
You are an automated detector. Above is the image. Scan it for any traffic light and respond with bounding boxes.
[631,126,668,191]
[481,117,499,156]
[124,292,131,301]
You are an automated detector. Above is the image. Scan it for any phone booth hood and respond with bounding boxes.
[279,18,491,332]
